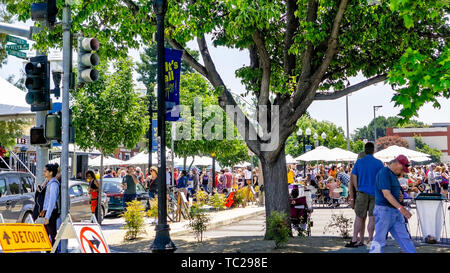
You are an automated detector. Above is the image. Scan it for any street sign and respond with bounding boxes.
[305,145,312,152]
[6,35,28,45]
[0,223,52,253]
[6,43,29,51]
[6,49,27,59]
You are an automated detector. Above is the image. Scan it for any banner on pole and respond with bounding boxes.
[152,119,158,152]
[165,47,183,122]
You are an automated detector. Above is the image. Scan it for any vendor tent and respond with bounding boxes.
[329,147,358,162]
[294,146,332,162]
[89,156,126,167]
[374,145,431,162]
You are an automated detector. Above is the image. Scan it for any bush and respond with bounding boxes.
[195,190,209,206]
[121,200,147,240]
[146,198,158,219]
[209,193,226,210]
[232,188,245,208]
[323,213,353,239]
[186,204,211,243]
[266,211,291,249]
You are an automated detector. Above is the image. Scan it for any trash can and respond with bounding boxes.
[415,193,446,242]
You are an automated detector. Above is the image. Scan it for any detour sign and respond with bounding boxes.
[0,223,52,253]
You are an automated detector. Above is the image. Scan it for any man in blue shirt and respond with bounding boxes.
[346,142,384,247]
[369,155,416,253]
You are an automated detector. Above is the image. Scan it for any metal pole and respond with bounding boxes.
[150,0,176,253]
[171,122,175,187]
[373,106,377,152]
[346,95,350,151]
[60,1,72,252]
[0,23,34,40]
[148,92,153,170]
[303,136,306,178]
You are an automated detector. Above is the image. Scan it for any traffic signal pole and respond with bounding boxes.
[60,1,71,253]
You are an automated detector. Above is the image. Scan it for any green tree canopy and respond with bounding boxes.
[71,57,148,156]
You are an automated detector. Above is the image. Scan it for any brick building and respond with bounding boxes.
[386,123,450,163]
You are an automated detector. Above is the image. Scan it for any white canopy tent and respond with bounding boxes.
[285,154,297,164]
[89,156,126,167]
[329,147,358,162]
[125,151,158,165]
[0,76,34,121]
[294,146,332,162]
[374,145,431,163]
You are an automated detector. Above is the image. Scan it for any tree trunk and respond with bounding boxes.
[260,148,290,239]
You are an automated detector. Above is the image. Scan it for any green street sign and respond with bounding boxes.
[6,44,29,51]
[6,35,28,45]
[6,49,27,59]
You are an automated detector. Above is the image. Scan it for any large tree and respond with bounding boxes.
[5,0,447,235]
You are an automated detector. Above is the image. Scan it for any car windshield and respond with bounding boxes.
[103,181,122,193]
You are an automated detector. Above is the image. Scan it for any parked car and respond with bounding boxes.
[102,177,150,215]
[68,180,108,222]
[0,171,36,223]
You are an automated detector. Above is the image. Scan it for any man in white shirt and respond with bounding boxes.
[428,164,436,193]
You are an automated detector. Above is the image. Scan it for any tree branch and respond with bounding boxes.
[252,31,271,106]
[166,37,208,78]
[283,0,300,76]
[196,35,262,156]
[314,74,388,100]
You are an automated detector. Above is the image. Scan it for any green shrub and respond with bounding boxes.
[121,200,147,240]
[209,193,226,210]
[266,211,291,249]
[146,198,158,219]
[186,204,211,243]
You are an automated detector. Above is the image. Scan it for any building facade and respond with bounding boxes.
[386,123,450,163]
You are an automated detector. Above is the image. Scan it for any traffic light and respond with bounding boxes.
[25,55,51,112]
[30,0,58,26]
[77,37,99,83]
[30,127,47,145]
[45,112,61,142]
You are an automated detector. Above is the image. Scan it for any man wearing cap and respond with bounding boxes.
[369,155,416,253]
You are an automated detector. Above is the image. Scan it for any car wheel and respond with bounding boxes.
[22,211,33,223]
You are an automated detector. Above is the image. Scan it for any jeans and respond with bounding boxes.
[123,193,137,209]
[369,205,416,253]
[148,191,156,199]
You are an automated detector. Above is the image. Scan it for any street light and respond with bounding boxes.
[150,0,176,253]
[321,132,327,147]
[297,128,306,177]
[373,105,382,152]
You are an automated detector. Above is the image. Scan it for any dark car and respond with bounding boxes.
[69,180,109,222]
[102,178,150,215]
[0,171,35,223]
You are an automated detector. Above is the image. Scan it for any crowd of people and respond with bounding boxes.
[99,165,262,201]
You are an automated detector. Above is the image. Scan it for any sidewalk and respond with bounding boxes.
[103,205,450,253]
[103,205,266,248]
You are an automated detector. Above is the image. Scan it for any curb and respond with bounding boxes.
[171,207,266,236]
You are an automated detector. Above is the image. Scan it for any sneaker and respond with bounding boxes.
[345,241,359,248]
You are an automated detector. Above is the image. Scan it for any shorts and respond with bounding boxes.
[441,183,449,190]
[354,191,375,218]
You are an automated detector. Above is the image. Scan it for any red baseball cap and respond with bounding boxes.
[396,155,410,173]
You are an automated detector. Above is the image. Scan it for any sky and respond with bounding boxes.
[1,21,449,137]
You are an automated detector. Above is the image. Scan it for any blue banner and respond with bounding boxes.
[165,47,183,121]
[152,119,158,152]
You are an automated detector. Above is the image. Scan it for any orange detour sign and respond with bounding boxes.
[0,223,52,253]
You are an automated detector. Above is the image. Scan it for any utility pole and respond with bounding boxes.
[373,105,382,152]
[59,0,72,253]
[150,0,176,253]
[346,95,350,151]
